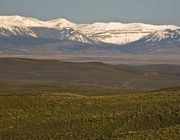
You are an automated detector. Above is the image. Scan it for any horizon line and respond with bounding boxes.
[0,14,180,27]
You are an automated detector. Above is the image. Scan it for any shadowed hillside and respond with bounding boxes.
[0,58,180,90]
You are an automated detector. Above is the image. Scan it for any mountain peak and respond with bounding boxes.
[47,18,71,23]
[47,18,76,29]
[0,15,45,27]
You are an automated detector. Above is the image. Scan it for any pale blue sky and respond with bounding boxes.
[0,0,180,25]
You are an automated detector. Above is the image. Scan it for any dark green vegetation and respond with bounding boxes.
[0,83,139,96]
[0,58,180,90]
[0,58,179,139]
[0,87,179,139]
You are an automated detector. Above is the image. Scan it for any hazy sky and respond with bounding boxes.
[0,0,180,25]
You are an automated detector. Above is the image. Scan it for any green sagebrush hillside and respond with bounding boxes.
[0,89,179,140]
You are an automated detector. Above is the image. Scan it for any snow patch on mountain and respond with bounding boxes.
[0,22,37,37]
[122,29,180,54]
[78,22,179,44]
[145,29,180,42]
[0,15,47,27]
[47,18,77,29]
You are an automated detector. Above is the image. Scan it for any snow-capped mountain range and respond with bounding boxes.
[0,15,180,54]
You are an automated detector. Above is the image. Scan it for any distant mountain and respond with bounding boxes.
[78,22,178,45]
[121,29,180,54]
[0,15,180,54]
[31,27,99,44]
